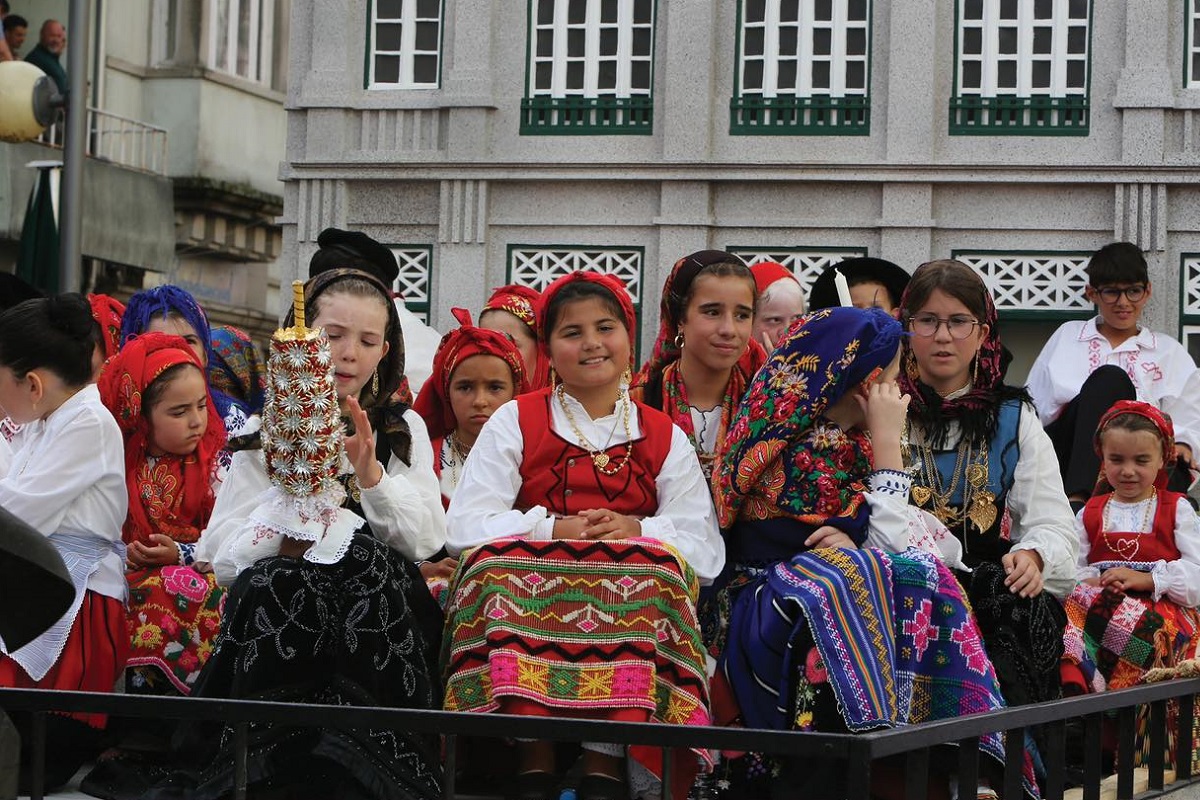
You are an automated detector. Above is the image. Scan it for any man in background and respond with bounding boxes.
[24,18,66,94]
[2,14,27,60]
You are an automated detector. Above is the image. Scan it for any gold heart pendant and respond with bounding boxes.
[592,453,610,469]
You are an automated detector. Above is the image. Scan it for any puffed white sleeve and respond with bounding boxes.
[1025,324,1068,425]
[1006,404,1079,598]
[445,401,554,555]
[357,408,445,561]
[1074,509,1099,582]
[1150,498,1200,607]
[193,449,273,586]
[637,424,724,585]
[863,470,967,569]
[1161,360,1200,455]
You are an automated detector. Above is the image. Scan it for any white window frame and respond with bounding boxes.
[738,0,869,99]
[953,251,1091,314]
[1188,0,1200,88]
[203,0,275,86]
[727,247,868,296]
[528,0,654,99]
[390,246,433,322]
[368,0,443,89]
[955,0,1089,97]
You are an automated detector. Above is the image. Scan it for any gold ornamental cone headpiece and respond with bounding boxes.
[276,280,318,341]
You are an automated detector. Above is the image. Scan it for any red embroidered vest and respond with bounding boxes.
[514,389,673,518]
[1081,491,1185,565]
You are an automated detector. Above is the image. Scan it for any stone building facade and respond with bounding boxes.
[281,0,1200,379]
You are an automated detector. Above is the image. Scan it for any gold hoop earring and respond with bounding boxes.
[621,368,632,387]
[371,370,380,397]
[674,333,685,350]
[972,355,980,386]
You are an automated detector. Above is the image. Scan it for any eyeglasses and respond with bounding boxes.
[908,313,981,340]
[1092,284,1147,304]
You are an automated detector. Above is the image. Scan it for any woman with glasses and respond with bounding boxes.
[900,260,1077,716]
[1027,242,1200,506]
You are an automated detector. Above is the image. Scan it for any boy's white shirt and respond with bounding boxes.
[1027,317,1200,452]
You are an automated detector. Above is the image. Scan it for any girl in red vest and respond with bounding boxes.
[444,271,723,800]
[1062,400,1200,696]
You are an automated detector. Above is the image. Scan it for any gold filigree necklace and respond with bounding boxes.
[556,384,633,475]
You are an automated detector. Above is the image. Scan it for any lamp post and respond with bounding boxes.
[59,0,90,294]
[0,0,88,294]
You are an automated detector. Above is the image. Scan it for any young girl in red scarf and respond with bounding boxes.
[480,284,552,390]
[414,308,528,507]
[633,250,763,483]
[97,331,228,695]
[445,272,723,800]
[1062,400,1200,698]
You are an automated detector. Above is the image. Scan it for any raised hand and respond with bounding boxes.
[343,396,384,489]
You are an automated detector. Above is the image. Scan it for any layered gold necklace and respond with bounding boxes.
[907,436,998,535]
[555,384,633,475]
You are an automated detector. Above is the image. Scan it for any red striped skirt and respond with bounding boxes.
[0,591,129,728]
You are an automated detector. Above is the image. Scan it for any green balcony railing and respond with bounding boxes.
[520,95,653,135]
[729,94,871,135]
[949,94,1090,136]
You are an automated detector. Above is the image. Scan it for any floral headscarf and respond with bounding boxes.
[1095,399,1176,492]
[88,294,125,361]
[121,285,236,422]
[287,267,413,465]
[482,284,551,390]
[636,249,765,384]
[535,271,638,352]
[715,307,903,538]
[97,332,227,546]
[413,308,528,442]
[208,325,266,416]
[897,261,1030,450]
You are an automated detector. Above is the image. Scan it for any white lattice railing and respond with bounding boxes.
[37,107,169,176]
[727,248,869,296]
[954,252,1091,313]
[389,247,432,320]
[1183,256,1200,318]
[508,247,642,304]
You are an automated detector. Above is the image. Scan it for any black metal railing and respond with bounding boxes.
[4,678,1200,800]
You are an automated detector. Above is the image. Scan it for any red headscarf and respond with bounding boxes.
[1095,399,1176,491]
[482,284,551,390]
[750,261,797,295]
[535,271,638,356]
[88,294,126,361]
[97,332,227,546]
[413,308,528,441]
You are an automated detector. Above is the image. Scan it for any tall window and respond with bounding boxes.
[731,0,871,134]
[391,246,433,322]
[208,0,276,86]
[1187,1,1200,88]
[950,0,1091,134]
[368,0,444,88]
[521,0,656,135]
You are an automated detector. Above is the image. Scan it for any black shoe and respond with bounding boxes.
[79,752,170,800]
[513,770,560,800]
[579,773,625,800]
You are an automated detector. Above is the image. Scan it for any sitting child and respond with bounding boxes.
[1028,242,1200,507]
[0,295,128,792]
[1062,401,1200,695]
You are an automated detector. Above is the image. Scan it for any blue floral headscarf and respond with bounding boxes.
[714,307,903,560]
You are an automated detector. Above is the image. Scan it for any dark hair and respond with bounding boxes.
[1087,242,1148,287]
[1099,411,1167,446]
[676,262,757,322]
[3,14,26,31]
[542,280,629,340]
[0,294,96,387]
[143,362,200,413]
[900,259,989,322]
[310,277,395,338]
[0,2,10,15]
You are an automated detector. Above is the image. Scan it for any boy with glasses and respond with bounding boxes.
[1027,242,1200,509]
